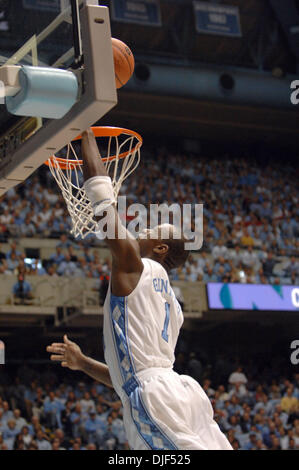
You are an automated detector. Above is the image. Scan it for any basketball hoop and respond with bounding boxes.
[45,126,142,239]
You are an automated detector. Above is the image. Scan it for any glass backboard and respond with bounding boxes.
[0,0,82,146]
[1,0,80,70]
[0,0,117,195]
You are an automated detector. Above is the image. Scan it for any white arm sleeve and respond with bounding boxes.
[84,176,135,241]
[83,176,116,216]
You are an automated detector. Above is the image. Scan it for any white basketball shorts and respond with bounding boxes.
[121,367,233,450]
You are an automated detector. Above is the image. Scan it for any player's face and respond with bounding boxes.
[137,235,154,258]
[137,225,174,258]
[137,228,160,257]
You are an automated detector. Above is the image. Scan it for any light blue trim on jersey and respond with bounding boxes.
[122,296,178,451]
[109,294,178,451]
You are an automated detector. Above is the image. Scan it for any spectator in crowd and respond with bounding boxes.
[12,274,34,305]
[1,401,13,422]
[70,403,84,438]
[86,442,97,450]
[99,415,117,450]
[241,245,259,271]
[13,409,27,431]
[35,430,52,450]
[270,435,282,450]
[80,392,96,415]
[255,439,268,450]
[0,244,6,262]
[202,379,215,398]
[56,254,78,277]
[19,216,36,237]
[84,410,103,444]
[229,245,242,267]
[2,419,19,449]
[289,437,297,450]
[243,433,258,450]
[212,240,229,260]
[172,285,184,309]
[53,428,70,450]
[294,422,299,448]
[281,388,299,414]
[240,228,255,248]
[57,234,73,250]
[228,366,248,387]
[20,425,33,449]
[187,352,202,383]
[49,246,65,266]
[284,256,299,278]
[51,437,64,450]
[7,252,20,273]
[262,253,277,280]
[43,391,63,428]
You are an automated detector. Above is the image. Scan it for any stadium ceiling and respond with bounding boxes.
[0,1,297,149]
[0,1,296,74]
[107,0,297,74]
[269,0,299,63]
[102,91,299,151]
[105,0,298,149]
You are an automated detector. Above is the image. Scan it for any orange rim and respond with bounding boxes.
[45,126,143,170]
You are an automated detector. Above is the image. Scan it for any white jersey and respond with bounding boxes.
[103,258,232,451]
[103,258,183,399]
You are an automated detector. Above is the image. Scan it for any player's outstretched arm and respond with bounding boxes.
[81,129,143,296]
[46,335,113,389]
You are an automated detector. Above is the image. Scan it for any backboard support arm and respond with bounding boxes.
[71,0,83,68]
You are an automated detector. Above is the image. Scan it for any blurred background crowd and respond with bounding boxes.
[0,152,298,292]
[0,352,298,451]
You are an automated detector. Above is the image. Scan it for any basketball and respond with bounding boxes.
[112,37,135,89]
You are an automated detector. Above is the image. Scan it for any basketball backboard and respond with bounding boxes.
[0,0,117,195]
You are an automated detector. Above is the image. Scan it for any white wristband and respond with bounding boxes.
[83,176,116,216]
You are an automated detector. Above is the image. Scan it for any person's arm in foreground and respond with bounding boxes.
[46,335,113,389]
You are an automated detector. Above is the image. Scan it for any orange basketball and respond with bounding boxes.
[112,38,135,89]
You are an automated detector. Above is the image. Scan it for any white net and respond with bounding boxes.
[47,127,142,239]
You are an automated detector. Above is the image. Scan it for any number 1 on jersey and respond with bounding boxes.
[162,302,170,342]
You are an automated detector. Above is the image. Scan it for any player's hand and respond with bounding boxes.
[46,335,84,371]
[82,128,99,155]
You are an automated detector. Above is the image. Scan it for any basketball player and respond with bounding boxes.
[47,128,232,450]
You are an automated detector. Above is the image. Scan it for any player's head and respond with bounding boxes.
[137,224,189,271]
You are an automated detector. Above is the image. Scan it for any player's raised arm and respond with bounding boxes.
[81,129,143,296]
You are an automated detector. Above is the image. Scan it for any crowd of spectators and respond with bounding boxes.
[0,358,298,451]
[0,239,111,305]
[209,367,299,451]
[0,238,298,299]
[0,151,297,286]
[174,249,299,285]
[0,363,127,450]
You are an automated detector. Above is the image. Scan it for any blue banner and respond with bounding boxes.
[111,0,161,26]
[22,0,65,12]
[207,283,299,311]
[193,1,242,37]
